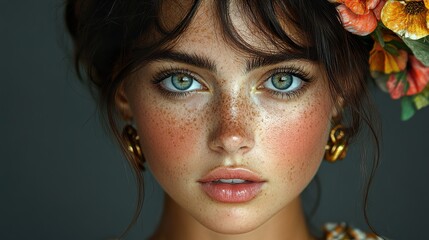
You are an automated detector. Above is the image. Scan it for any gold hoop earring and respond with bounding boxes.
[122,124,145,170]
[324,124,349,162]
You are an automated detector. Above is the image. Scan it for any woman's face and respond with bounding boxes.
[119,1,336,235]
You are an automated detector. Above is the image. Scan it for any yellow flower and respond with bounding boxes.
[381,0,429,40]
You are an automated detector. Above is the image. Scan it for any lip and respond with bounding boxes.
[198,167,265,203]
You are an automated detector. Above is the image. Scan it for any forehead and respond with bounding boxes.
[157,0,305,55]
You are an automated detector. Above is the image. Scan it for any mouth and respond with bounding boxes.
[198,167,265,203]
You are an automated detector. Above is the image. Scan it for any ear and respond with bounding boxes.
[115,81,134,121]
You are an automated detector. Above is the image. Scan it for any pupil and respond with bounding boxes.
[172,74,192,90]
[272,74,292,90]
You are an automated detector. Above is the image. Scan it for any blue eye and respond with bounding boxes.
[159,73,203,92]
[263,72,304,93]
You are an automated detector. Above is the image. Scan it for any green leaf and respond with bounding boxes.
[401,96,416,121]
[388,40,411,52]
[373,27,385,47]
[396,71,407,82]
[402,37,429,66]
[384,44,399,56]
[413,94,429,110]
[413,87,429,110]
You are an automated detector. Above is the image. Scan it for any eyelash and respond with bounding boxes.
[150,65,312,99]
[151,67,202,98]
[262,66,312,100]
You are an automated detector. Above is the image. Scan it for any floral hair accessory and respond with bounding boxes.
[330,0,429,120]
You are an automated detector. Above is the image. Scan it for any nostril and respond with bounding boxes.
[209,131,255,155]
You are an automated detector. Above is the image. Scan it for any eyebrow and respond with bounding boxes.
[245,54,308,73]
[148,51,217,72]
[147,50,310,73]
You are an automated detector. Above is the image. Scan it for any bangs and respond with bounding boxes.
[128,0,318,68]
[122,0,362,86]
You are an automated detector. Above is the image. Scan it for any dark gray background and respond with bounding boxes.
[1,1,428,239]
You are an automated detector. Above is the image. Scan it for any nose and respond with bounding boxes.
[208,92,255,155]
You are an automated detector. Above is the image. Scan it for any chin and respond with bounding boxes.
[203,220,261,235]
[192,205,269,235]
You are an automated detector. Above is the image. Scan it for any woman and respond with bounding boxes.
[65,0,424,239]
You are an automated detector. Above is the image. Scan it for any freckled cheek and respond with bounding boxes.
[262,104,331,181]
[133,105,204,182]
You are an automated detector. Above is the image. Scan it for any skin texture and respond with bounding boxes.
[116,1,337,239]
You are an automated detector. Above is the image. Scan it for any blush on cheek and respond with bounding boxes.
[133,104,203,182]
[265,100,332,183]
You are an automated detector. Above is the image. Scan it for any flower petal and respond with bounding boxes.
[403,13,429,39]
[341,0,381,13]
[387,74,405,99]
[344,0,368,14]
[337,4,378,35]
[427,10,429,29]
[369,46,386,72]
[373,0,387,19]
[384,49,408,73]
[367,0,382,10]
[382,0,429,40]
[382,1,408,35]
[369,33,408,73]
[406,56,429,95]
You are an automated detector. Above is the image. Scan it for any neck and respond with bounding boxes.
[150,194,314,240]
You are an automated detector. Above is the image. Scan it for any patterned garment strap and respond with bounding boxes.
[323,222,383,240]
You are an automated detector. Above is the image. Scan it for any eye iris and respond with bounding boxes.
[172,74,193,90]
[271,73,292,90]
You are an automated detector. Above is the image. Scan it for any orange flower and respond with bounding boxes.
[369,37,408,74]
[387,56,429,99]
[332,0,381,14]
[373,0,387,19]
[406,56,429,94]
[381,0,429,40]
[333,0,386,35]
